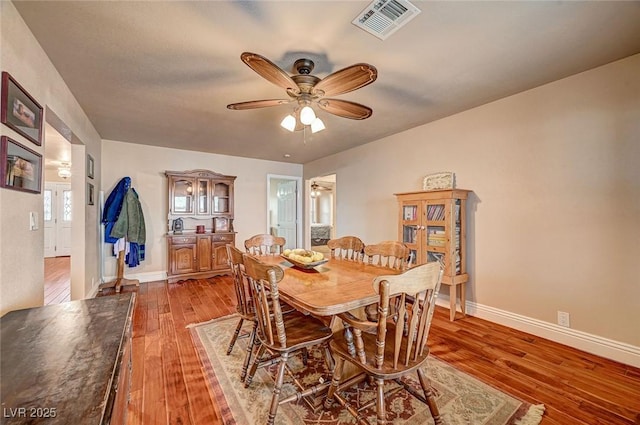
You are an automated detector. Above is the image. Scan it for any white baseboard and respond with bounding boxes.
[436,297,640,368]
[101,271,168,285]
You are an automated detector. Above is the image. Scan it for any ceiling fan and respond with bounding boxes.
[310,181,332,197]
[227,52,377,131]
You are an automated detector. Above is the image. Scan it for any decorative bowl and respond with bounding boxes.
[280,254,328,269]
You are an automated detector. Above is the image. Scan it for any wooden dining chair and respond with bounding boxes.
[327,236,365,262]
[364,240,411,271]
[225,244,259,381]
[242,254,334,425]
[324,262,444,425]
[244,234,286,256]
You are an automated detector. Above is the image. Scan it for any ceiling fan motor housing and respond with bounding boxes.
[294,58,315,75]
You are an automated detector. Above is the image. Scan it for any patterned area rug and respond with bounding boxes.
[189,315,544,425]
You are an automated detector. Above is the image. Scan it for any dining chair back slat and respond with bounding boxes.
[243,255,286,347]
[364,240,411,270]
[327,236,365,262]
[244,234,286,256]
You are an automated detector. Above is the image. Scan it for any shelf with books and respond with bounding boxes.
[395,189,471,321]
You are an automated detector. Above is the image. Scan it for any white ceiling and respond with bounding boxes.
[43,122,71,172]
[13,1,640,164]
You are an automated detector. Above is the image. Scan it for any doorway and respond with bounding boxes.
[267,175,302,249]
[44,182,72,257]
[308,174,336,256]
[43,122,72,305]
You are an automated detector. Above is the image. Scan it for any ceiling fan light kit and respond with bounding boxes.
[280,114,297,132]
[227,52,377,136]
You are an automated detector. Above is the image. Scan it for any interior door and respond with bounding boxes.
[44,183,56,258]
[44,182,72,257]
[276,180,297,249]
[56,183,72,256]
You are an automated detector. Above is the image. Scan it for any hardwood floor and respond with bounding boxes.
[100,277,640,425]
[44,256,70,305]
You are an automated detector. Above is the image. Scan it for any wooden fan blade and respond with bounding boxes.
[313,64,377,97]
[317,98,373,120]
[227,99,292,110]
[240,52,300,95]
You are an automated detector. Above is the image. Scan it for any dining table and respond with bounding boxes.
[257,255,402,319]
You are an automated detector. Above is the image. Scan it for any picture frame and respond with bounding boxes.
[0,135,42,194]
[87,154,94,179]
[87,182,95,205]
[423,171,455,191]
[1,72,43,146]
[213,217,229,233]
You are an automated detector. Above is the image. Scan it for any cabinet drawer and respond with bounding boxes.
[212,234,234,243]
[170,236,196,244]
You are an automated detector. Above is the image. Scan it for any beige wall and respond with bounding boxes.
[305,54,640,349]
[0,2,103,315]
[101,140,302,280]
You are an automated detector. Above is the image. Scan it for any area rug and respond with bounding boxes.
[189,315,544,425]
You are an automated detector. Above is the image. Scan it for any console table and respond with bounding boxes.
[0,293,135,424]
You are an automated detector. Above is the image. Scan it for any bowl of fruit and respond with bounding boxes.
[281,249,328,269]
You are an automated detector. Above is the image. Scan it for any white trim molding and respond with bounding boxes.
[437,297,640,368]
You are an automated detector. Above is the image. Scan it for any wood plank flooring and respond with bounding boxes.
[100,277,640,425]
[44,256,70,305]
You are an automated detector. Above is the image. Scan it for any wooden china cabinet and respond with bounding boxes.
[165,170,236,283]
[395,189,471,321]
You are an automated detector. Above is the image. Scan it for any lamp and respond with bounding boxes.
[299,105,316,125]
[311,117,325,133]
[58,163,72,179]
[280,114,296,132]
[280,104,325,134]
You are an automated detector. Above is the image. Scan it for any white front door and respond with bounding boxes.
[276,180,297,250]
[44,182,72,257]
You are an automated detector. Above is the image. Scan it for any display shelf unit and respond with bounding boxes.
[395,189,471,320]
[165,170,236,282]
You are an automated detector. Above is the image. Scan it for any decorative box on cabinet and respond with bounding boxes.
[165,170,236,283]
[0,293,135,425]
[395,189,471,321]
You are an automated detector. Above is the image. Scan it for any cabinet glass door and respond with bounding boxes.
[197,179,210,215]
[425,203,446,247]
[212,182,230,214]
[400,202,421,264]
[172,178,194,214]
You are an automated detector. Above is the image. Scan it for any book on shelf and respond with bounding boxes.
[427,252,446,268]
[403,226,417,244]
[403,205,417,220]
[426,204,445,221]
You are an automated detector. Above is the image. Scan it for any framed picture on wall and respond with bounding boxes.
[87,154,95,179]
[1,72,44,146]
[0,135,42,194]
[213,217,229,233]
[87,182,95,205]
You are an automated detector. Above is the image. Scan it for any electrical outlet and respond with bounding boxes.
[557,311,571,328]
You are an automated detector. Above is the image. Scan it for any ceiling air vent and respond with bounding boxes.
[352,0,421,40]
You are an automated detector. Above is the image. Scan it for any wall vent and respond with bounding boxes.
[352,0,421,40]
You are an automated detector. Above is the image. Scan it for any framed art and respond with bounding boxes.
[423,171,455,191]
[87,182,95,205]
[87,154,94,179]
[213,217,229,233]
[1,72,43,146]
[1,135,42,194]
